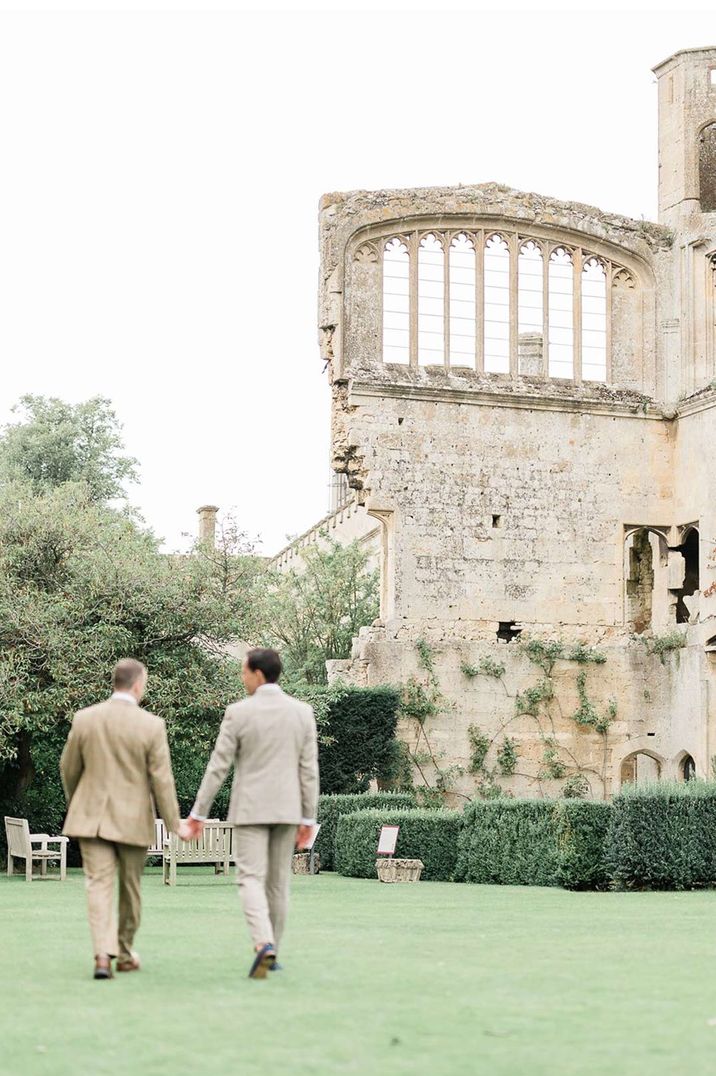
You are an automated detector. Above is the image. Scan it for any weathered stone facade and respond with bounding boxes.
[307,47,716,801]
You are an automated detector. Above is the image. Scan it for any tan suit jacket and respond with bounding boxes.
[60,698,181,847]
[192,685,319,825]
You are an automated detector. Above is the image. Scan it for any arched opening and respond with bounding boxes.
[548,247,574,378]
[625,527,671,633]
[382,238,410,364]
[484,234,510,373]
[620,751,661,787]
[680,754,696,781]
[581,257,607,382]
[449,233,476,365]
[418,233,445,365]
[673,527,700,625]
[699,122,716,213]
[518,240,543,375]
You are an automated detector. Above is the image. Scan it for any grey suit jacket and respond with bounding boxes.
[192,684,319,825]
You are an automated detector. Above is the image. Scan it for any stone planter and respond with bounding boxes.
[375,857,424,883]
[292,851,320,875]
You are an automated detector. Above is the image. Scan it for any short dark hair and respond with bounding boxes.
[245,648,282,683]
[112,658,147,691]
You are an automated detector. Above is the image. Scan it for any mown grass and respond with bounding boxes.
[3,867,716,1075]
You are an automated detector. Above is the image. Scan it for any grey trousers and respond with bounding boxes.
[232,824,296,949]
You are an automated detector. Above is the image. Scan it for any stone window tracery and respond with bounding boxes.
[382,237,410,364]
[418,234,445,365]
[548,247,574,378]
[581,258,608,382]
[449,233,476,365]
[367,226,636,382]
[484,234,511,373]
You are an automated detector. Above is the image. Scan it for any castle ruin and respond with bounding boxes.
[279,47,716,800]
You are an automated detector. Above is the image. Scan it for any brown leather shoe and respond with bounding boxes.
[93,955,113,980]
[116,952,141,973]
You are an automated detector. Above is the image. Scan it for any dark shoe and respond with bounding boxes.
[116,951,141,973]
[93,955,113,980]
[248,944,276,980]
[269,961,283,972]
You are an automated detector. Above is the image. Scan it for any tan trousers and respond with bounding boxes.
[233,824,296,950]
[79,838,147,960]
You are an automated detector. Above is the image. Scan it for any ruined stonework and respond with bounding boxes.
[309,47,716,801]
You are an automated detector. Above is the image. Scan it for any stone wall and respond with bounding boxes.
[313,46,716,800]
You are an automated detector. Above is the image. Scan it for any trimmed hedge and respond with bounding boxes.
[555,800,612,890]
[456,798,612,889]
[316,792,417,871]
[335,808,462,881]
[314,686,402,794]
[607,780,716,890]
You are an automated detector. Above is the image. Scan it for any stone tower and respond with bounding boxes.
[317,47,716,801]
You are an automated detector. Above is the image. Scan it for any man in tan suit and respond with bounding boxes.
[60,658,187,980]
[185,647,319,979]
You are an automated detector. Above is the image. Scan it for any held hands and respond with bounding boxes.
[178,817,203,842]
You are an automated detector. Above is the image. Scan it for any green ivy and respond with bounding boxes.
[467,724,490,773]
[496,736,518,776]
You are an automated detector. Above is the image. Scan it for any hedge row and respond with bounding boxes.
[455,799,612,889]
[335,808,462,881]
[607,781,716,889]
[316,792,417,871]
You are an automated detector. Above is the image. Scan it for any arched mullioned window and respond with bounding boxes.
[369,226,633,380]
[581,258,607,382]
[548,247,574,378]
[449,233,476,364]
[382,238,410,364]
[418,233,445,365]
[484,234,511,373]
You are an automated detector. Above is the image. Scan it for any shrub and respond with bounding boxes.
[606,780,716,889]
[314,686,402,794]
[456,798,612,889]
[316,792,417,871]
[555,800,612,889]
[335,808,462,881]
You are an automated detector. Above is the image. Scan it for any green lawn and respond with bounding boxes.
[3,868,716,1075]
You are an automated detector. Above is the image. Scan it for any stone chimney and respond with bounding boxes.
[197,505,219,546]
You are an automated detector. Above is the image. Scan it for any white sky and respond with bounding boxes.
[0,2,711,553]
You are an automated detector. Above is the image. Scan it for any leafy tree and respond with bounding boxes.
[0,482,261,794]
[0,395,138,502]
[261,535,379,686]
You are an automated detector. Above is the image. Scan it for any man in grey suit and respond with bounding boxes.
[184,648,319,978]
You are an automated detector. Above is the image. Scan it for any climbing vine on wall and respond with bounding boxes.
[398,636,617,804]
[463,637,616,800]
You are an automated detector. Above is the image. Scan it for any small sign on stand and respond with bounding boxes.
[375,824,423,883]
[377,824,400,857]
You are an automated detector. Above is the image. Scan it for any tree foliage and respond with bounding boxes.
[0,395,139,502]
[261,535,379,685]
[0,482,261,780]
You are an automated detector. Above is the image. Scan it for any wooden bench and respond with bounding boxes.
[162,821,233,886]
[147,818,168,859]
[5,816,68,881]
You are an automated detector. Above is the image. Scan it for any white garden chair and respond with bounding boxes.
[4,816,68,881]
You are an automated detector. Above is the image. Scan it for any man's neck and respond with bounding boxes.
[110,690,138,705]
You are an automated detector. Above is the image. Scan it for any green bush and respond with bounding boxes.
[335,808,462,881]
[311,686,402,794]
[554,800,612,890]
[456,798,612,889]
[316,792,416,871]
[606,780,716,890]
